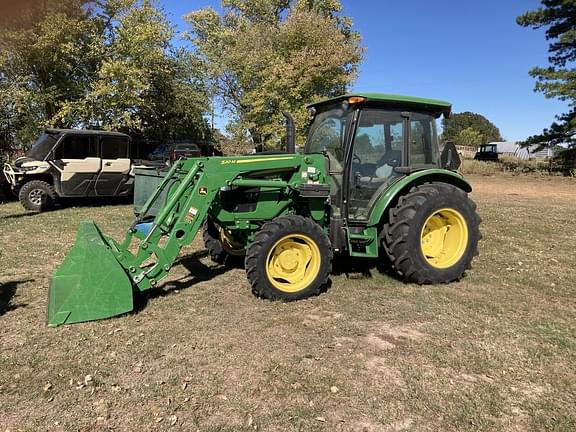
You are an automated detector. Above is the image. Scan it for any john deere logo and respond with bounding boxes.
[199,186,208,196]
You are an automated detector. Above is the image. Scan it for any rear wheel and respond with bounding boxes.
[383,182,481,283]
[18,180,57,212]
[245,215,332,300]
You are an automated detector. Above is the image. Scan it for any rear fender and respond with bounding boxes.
[366,169,472,227]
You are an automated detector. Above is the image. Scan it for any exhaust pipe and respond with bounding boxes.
[282,111,295,153]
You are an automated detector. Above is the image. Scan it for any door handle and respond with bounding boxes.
[104,162,112,166]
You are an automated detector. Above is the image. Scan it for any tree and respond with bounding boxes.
[0,0,99,152]
[455,127,483,147]
[185,0,364,150]
[57,0,212,142]
[0,0,211,157]
[517,0,576,147]
[441,112,503,147]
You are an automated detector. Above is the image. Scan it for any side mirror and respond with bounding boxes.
[440,142,461,171]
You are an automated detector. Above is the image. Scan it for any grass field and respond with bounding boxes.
[1,174,575,432]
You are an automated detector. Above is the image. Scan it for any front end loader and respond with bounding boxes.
[48,93,481,326]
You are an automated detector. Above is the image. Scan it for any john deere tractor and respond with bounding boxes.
[48,93,480,326]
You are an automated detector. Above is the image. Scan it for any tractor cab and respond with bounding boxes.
[305,93,451,221]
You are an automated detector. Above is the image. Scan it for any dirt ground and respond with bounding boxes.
[468,174,576,200]
[0,174,575,432]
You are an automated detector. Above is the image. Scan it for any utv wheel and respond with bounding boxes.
[383,182,481,284]
[18,180,57,212]
[202,217,245,265]
[245,215,332,300]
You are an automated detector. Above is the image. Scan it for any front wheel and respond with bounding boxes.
[18,180,57,212]
[245,215,332,301]
[202,217,245,266]
[383,182,481,283]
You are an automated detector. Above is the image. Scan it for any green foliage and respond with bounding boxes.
[185,0,364,148]
[57,0,211,142]
[0,0,98,153]
[455,127,483,147]
[441,112,503,147]
[0,0,211,156]
[517,0,576,147]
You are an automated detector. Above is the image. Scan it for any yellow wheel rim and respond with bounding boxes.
[265,234,321,293]
[420,208,468,269]
[219,228,245,256]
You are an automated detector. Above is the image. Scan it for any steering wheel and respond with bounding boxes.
[352,153,362,164]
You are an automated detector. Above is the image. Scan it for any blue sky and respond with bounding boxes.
[162,0,567,142]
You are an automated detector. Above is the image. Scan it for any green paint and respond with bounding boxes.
[48,153,328,325]
[366,169,472,227]
[48,95,476,326]
[309,93,452,116]
[48,221,133,326]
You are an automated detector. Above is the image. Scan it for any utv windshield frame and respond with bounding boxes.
[25,131,61,161]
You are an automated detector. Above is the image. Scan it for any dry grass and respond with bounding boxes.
[1,175,575,432]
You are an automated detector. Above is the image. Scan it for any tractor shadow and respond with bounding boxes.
[0,279,31,316]
[132,250,233,312]
[331,254,397,280]
[133,252,394,313]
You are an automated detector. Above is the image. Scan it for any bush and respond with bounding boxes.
[460,159,502,175]
[460,156,568,176]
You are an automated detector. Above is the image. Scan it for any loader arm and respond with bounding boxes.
[48,154,326,326]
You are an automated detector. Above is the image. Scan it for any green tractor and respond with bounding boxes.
[48,93,481,326]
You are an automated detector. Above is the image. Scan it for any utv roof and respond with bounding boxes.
[308,93,452,117]
[44,128,129,137]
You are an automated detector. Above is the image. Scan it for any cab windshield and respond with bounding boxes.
[26,132,59,160]
[306,106,349,155]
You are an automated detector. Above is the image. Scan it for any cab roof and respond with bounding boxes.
[308,93,452,117]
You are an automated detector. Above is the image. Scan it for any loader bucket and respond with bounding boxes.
[48,220,134,326]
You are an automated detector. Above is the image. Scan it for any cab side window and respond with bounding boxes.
[410,113,438,165]
[54,135,97,159]
[101,136,129,159]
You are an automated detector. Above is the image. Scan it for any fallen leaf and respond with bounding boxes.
[330,386,339,393]
[43,383,52,392]
[169,415,178,426]
[315,417,326,422]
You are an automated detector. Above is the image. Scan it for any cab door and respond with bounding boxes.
[53,134,100,196]
[95,135,131,196]
[347,109,406,221]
